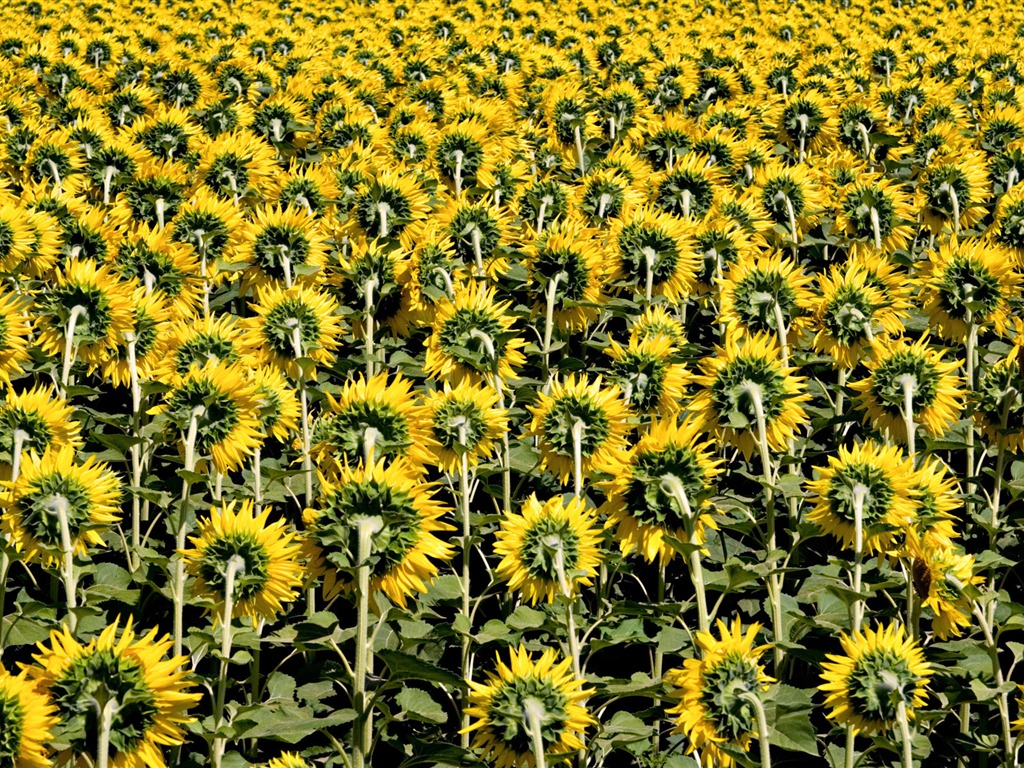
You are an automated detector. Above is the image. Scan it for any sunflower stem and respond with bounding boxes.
[458,428,473,749]
[156,198,166,230]
[574,125,586,177]
[52,495,77,631]
[523,698,549,768]
[281,246,293,289]
[681,189,691,219]
[364,277,377,379]
[291,326,313,508]
[870,206,882,250]
[353,518,382,768]
[781,194,799,250]
[857,123,871,165]
[835,368,848,428]
[740,691,771,768]
[95,697,117,768]
[253,447,262,509]
[377,202,390,239]
[212,554,244,768]
[173,406,204,662]
[102,165,115,205]
[742,381,784,671]
[60,305,88,395]
[571,418,585,498]
[771,301,789,366]
[471,227,485,275]
[597,192,611,220]
[850,484,868,632]
[964,319,977,519]
[661,475,709,633]
[643,246,656,305]
[896,700,913,768]
[453,151,464,197]
[973,602,1014,765]
[126,333,143,571]
[898,374,917,460]
[552,541,582,681]
[536,200,547,235]
[543,271,566,374]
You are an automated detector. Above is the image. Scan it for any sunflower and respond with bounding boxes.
[991,184,1024,255]
[26,618,201,768]
[606,336,689,419]
[182,499,305,623]
[349,168,431,245]
[608,206,699,304]
[0,663,57,768]
[1,445,121,567]
[273,162,340,218]
[525,217,609,333]
[252,367,301,444]
[425,281,526,386]
[0,386,82,463]
[433,118,495,195]
[665,619,774,768]
[435,199,511,278]
[170,188,244,286]
[462,645,594,768]
[493,494,603,605]
[850,336,964,444]
[819,622,932,735]
[905,457,961,548]
[34,259,134,371]
[0,289,31,384]
[628,305,687,349]
[751,162,827,245]
[601,417,722,565]
[237,205,329,290]
[525,375,631,486]
[806,441,916,554]
[406,224,463,323]
[110,224,204,320]
[152,362,262,473]
[718,251,814,346]
[303,458,455,608]
[422,380,508,473]
[0,202,35,273]
[158,314,255,384]
[574,168,643,226]
[907,538,981,640]
[101,290,170,388]
[916,153,991,235]
[690,333,810,457]
[812,263,907,369]
[919,236,1021,341]
[835,176,915,253]
[246,284,342,380]
[195,130,279,204]
[262,755,310,768]
[973,337,1024,453]
[335,239,414,337]
[652,152,725,221]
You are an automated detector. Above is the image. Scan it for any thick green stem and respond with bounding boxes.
[364,278,377,379]
[973,603,1014,766]
[850,484,867,632]
[212,555,243,768]
[60,305,88,395]
[898,374,917,461]
[896,700,913,768]
[740,692,772,768]
[523,697,549,768]
[965,320,977,517]
[571,418,585,498]
[459,441,473,749]
[353,518,380,768]
[53,495,77,631]
[173,407,203,662]
[95,698,117,768]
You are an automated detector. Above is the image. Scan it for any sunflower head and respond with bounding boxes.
[2,445,121,567]
[665,619,774,768]
[247,283,342,380]
[27,618,201,767]
[606,336,689,419]
[462,645,594,768]
[525,375,630,486]
[304,458,455,608]
[494,494,604,605]
[183,499,305,623]
[422,380,508,473]
[0,663,58,768]
[819,622,932,735]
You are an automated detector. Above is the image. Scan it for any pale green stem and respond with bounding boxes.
[61,305,88,394]
[364,278,377,379]
[523,698,549,768]
[53,495,77,631]
[95,698,117,768]
[453,151,464,197]
[870,206,882,250]
[212,555,244,768]
[574,125,586,177]
[644,247,656,305]
[571,418,585,498]
[353,518,382,768]
[660,475,709,633]
[772,300,789,366]
[173,406,204,662]
[542,271,566,373]
[740,692,771,768]
[851,483,868,632]
[290,326,313,507]
[898,374,917,460]
[965,320,977,517]
[896,700,913,768]
[126,334,143,571]
[973,602,1014,766]
[253,447,262,509]
[742,381,784,670]
[459,430,473,749]
[552,541,582,681]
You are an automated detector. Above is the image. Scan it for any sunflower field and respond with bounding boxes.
[3,0,1024,765]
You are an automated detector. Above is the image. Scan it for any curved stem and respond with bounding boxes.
[523,698,549,768]
[898,375,917,460]
[896,700,913,768]
[95,698,117,768]
[740,692,772,768]
[364,278,377,379]
[60,305,88,394]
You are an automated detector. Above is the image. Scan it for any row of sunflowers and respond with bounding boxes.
[1,0,1024,764]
